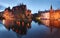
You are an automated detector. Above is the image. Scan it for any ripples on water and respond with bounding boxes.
[0,20,60,38]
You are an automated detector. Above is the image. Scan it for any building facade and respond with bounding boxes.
[2,4,32,21]
[38,5,60,20]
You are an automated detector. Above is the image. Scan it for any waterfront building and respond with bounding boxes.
[38,5,60,20]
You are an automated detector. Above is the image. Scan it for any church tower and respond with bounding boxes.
[50,5,54,27]
[50,5,53,16]
[50,5,52,10]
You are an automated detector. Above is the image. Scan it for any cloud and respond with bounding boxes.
[0,5,6,12]
[0,5,6,10]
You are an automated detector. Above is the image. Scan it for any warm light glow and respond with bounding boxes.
[2,19,5,24]
[27,23,29,26]
[3,10,15,20]
[36,17,40,20]
[40,13,50,19]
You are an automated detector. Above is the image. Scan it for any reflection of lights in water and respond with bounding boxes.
[27,23,29,26]
[2,19,5,24]
[58,19,60,21]
[16,21,20,26]
[36,17,40,19]
[22,22,24,26]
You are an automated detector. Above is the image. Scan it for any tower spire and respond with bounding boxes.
[50,5,52,10]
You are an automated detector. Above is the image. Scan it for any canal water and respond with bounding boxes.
[0,20,60,38]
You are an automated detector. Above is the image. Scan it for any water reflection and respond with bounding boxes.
[3,20,32,35]
[40,20,60,28]
[1,19,60,38]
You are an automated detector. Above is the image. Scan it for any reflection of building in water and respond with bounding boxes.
[36,19,60,33]
[40,20,60,28]
[40,20,50,26]
[4,19,32,35]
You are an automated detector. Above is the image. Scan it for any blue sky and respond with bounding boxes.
[0,0,60,13]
